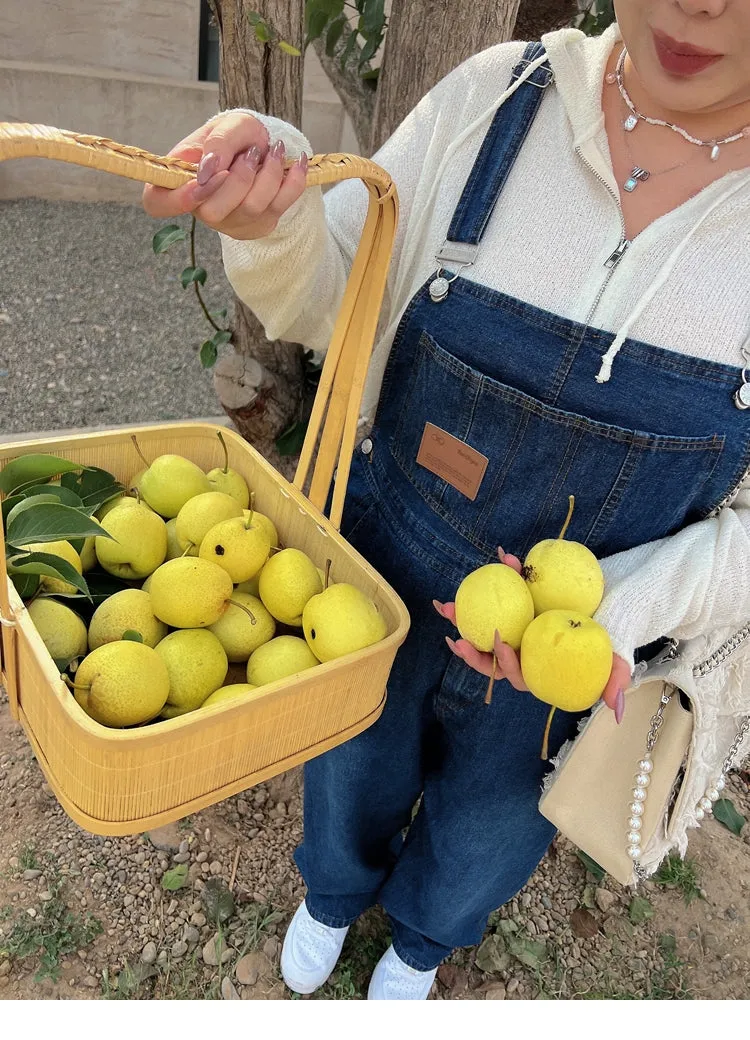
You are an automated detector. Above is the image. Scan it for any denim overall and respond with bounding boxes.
[296,44,750,971]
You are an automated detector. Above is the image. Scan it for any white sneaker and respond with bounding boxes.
[280,900,350,995]
[367,945,437,1000]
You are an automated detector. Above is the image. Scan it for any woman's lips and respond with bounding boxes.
[652,29,723,77]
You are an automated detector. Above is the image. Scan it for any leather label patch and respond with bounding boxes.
[416,422,488,501]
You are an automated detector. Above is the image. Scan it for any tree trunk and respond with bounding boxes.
[370,0,523,153]
[209,0,306,474]
[513,0,578,42]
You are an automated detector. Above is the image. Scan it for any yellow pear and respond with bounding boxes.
[96,494,128,521]
[303,584,387,662]
[202,683,261,709]
[175,492,243,554]
[258,548,322,626]
[95,501,167,580]
[165,518,183,561]
[235,575,261,598]
[520,610,612,712]
[208,467,250,508]
[28,599,87,663]
[127,468,148,496]
[73,641,170,727]
[79,536,97,573]
[88,589,168,650]
[24,540,82,595]
[199,516,271,583]
[455,563,534,652]
[208,593,276,662]
[139,455,211,518]
[243,509,278,550]
[247,635,319,686]
[159,703,192,720]
[155,629,228,712]
[523,496,604,616]
[149,557,233,628]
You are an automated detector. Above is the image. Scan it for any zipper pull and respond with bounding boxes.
[605,238,630,269]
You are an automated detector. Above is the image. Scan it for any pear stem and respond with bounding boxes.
[217,430,229,475]
[181,542,195,558]
[484,654,497,706]
[131,434,150,469]
[229,599,257,626]
[245,492,255,531]
[324,559,332,591]
[557,495,575,541]
[61,675,91,694]
[541,706,557,760]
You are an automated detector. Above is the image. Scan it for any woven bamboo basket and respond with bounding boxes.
[0,123,409,836]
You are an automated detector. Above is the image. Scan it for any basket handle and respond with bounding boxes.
[0,123,399,531]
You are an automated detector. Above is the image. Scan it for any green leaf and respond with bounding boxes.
[2,494,24,525]
[56,571,136,621]
[200,878,235,924]
[496,918,519,936]
[247,9,262,25]
[576,850,606,882]
[200,340,218,369]
[6,503,110,547]
[360,67,380,82]
[11,572,40,600]
[121,630,144,643]
[306,5,331,45]
[581,884,596,909]
[60,467,125,512]
[506,936,548,970]
[325,15,347,56]
[160,864,188,891]
[713,797,746,836]
[7,553,90,597]
[0,454,87,496]
[6,494,64,529]
[358,34,380,69]
[276,420,308,457]
[360,0,385,34]
[278,40,302,56]
[254,20,271,43]
[210,308,228,322]
[18,484,84,509]
[152,224,188,254]
[475,934,510,974]
[180,266,207,289]
[629,895,654,924]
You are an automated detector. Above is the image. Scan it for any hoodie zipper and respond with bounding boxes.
[576,147,631,326]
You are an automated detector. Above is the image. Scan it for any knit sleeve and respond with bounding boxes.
[594,480,750,670]
[215,41,527,354]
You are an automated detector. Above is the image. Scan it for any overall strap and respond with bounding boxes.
[440,42,554,265]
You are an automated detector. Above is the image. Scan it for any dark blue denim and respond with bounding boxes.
[295,44,750,971]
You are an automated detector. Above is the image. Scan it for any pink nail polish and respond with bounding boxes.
[432,599,444,616]
[271,140,286,161]
[615,688,625,725]
[192,174,221,203]
[245,145,262,170]
[445,636,457,653]
[296,152,309,172]
[197,152,220,185]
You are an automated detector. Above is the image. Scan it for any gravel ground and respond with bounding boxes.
[0,199,233,435]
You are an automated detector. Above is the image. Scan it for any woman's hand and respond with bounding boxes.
[433,546,630,721]
[142,112,309,241]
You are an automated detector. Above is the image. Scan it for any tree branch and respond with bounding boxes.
[312,24,376,155]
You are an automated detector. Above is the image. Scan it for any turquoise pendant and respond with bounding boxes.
[624,166,650,192]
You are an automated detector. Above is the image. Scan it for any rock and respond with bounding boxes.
[23,869,42,880]
[141,941,158,965]
[190,912,207,928]
[506,978,520,995]
[521,892,532,909]
[595,888,618,913]
[203,933,232,966]
[0,977,9,990]
[484,983,507,1000]
[437,964,466,991]
[39,891,53,902]
[235,951,272,987]
[262,937,280,961]
[8,857,19,869]
[0,960,10,977]
[171,940,188,959]
[82,976,99,989]
[222,976,241,1000]
[26,908,37,918]
[570,908,599,939]
[173,852,190,864]
[157,951,168,966]
[183,925,200,944]
[196,852,208,864]
[147,823,183,853]
[209,860,222,875]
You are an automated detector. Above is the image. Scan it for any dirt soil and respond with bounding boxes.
[1,686,749,1002]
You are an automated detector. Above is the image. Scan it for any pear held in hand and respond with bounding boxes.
[523,496,604,617]
[454,563,534,653]
[303,583,387,662]
[520,609,612,713]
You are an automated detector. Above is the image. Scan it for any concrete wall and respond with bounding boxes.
[0,50,357,203]
[0,0,201,81]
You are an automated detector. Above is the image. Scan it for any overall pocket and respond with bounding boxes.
[389,330,725,559]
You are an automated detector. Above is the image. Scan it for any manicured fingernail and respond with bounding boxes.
[197,152,220,185]
[615,688,625,725]
[494,629,503,654]
[271,140,286,161]
[296,152,309,172]
[192,173,222,202]
[432,599,444,617]
[445,636,458,654]
[245,145,262,170]
[497,546,505,557]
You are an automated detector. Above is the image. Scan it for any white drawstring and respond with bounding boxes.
[392,50,554,313]
[596,170,750,383]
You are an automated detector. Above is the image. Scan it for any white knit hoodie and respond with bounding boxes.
[217,24,750,853]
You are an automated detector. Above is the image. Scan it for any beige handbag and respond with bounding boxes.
[539,679,693,886]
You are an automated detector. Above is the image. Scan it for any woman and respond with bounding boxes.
[144,1,750,999]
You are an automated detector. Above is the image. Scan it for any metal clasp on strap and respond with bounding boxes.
[429,241,478,303]
[513,59,555,89]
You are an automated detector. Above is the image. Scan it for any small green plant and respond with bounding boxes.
[0,874,102,981]
[655,853,703,906]
[18,844,40,871]
[575,0,616,36]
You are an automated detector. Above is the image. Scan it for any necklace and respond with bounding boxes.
[607,47,750,161]
[619,106,700,192]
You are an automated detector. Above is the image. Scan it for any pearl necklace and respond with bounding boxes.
[606,47,750,162]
